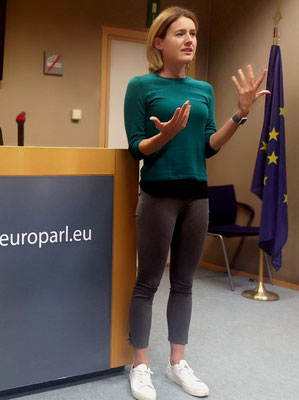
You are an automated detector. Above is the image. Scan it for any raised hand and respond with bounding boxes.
[150,100,191,138]
[232,65,270,117]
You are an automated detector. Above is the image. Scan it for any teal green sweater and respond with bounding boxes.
[124,73,218,183]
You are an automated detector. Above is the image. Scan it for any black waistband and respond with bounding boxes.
[140,180,208,199]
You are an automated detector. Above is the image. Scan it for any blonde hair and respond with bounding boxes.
[147,6,198,73]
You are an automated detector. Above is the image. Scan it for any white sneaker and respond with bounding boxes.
[129,364,157,400]
[166,359,209,397]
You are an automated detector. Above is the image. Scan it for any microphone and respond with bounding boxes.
[16,111,26,146]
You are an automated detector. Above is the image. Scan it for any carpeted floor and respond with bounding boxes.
[5,267,299,400]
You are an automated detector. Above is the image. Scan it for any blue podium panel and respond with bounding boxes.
[0,176,114,391]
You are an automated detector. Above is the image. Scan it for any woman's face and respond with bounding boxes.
[155,16,197,68]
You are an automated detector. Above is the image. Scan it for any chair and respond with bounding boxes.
[207,184,272,291]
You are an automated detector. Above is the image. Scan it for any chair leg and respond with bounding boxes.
[264,252,273,285]
[218,235,235,291]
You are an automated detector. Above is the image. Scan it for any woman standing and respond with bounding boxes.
[124,7,269,400]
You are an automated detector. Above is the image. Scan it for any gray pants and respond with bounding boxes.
[129,191,209,349]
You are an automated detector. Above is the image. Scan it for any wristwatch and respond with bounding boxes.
[232,113,248,125]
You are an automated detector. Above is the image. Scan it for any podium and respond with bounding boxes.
[0,147,138,393]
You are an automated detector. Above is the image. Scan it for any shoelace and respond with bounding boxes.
[136,368,154,385]
[177,362,201,382]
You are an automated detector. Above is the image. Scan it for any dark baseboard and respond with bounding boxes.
[0,366,125,399]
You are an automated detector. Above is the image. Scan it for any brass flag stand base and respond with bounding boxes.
[242,282,279,301]
[242,250,279,301]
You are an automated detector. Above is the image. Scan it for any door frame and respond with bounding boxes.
[99,27,148,147]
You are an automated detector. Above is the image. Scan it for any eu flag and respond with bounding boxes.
[251,45,288,271]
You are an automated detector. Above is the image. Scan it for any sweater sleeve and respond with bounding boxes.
[124,77,147,160]
[204,84,219,158]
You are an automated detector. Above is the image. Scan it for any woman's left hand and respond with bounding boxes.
[232,65,271,117]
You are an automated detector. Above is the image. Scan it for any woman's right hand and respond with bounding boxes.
[138,101,191,156]
[149,100,191,139]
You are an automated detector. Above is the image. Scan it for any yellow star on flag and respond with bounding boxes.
[267,151,278,165]
[269,128,279,141]
[260,141,268,152]
[279,107,285,116]
[264,176,268,186]
[283,194,288,204]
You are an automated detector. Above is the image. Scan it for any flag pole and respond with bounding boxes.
[242,7,283,302]
[242,249,279,301]
[272,6,282,45]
